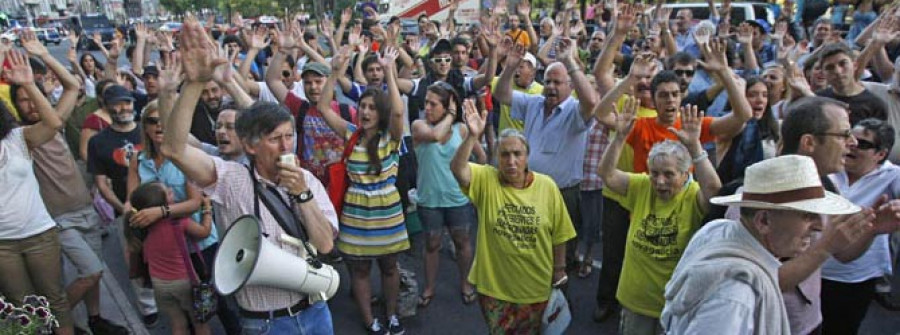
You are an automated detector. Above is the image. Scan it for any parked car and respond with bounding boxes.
[159,22,183,33]
[0,30,17,45]
[72,14,117,50]
[35,27,62,45]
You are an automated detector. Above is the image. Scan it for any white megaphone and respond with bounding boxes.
[213,215,340,300]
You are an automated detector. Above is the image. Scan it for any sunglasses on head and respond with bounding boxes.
[429,81,455,92]
[855,138,879,150]
[143,116,160,125]
[431,56,452,64]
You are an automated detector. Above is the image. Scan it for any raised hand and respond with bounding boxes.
[135,22,150,41]
[20,30,49,57]
[179,18,227,83]
[463,98,487,138]
[91,32,102,47]
[232,12,245,30]
[249,28,270,50]
[158,51,183,93]
[655,6,672,29]
[693,25,712,46]
[320,16,335,39]
[772,20,788,41]
[505,42,526,69]
[873,16,900,44]
[107,39,121,59]
[358,42,370,58]
[348,24,362,47]
[341,7,353,25]
[5,50,34,85]
[331,45,353,73]
[379,45,399,69]
[212,45,236,83]
[482,18,502,47]
[699,38,728,73]
[615,95,638,136]
[156,31,174,52]
[668,104,703,146]
[737,22,754,45]
[67,30,79,48]
[555,37,575,61]
[786,60,814,97]
[613,3,638,36]
[516,0,531,18]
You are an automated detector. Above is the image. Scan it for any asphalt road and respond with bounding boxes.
[43,40,900,334]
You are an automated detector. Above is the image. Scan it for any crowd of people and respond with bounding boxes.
[2,0,900,333]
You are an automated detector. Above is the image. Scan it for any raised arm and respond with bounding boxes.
[66,32,88,80]
[5,50,62,149]
[555,37,597,121]
[594,3,637,96]
[670,105,721,212]
[353,44,369,86]
[265,30,294,104]
[215,46,254,108]
[598,96,637,195]
[334,8,352,48]
[471,20,502,91]
[102,39,122,80]
[159,18,224,188]
[494,43,527,106]
[517,0,540,54]
[703,39,751,139]
[317,46,353,136]
[239,28,268,95]
[21,31,79,121]
[156,52,182,125]
[132,23,150,76]
[382,47,405,140]
[657,8,678,57]
[452,99,486,189]
[856,17,899,80]
[736,23,759,73]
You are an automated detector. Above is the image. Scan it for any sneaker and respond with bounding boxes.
[388,315,405,335]
[89,316,129,335]
[367,318,388,335]
[142,313,159,328]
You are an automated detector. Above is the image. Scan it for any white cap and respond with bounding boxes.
[522,52,538,68]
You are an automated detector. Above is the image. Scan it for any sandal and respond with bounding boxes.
[462,290,477,305]
[578,259,593,278]
[418,293,435,308]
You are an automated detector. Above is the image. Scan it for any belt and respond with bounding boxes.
[239,300,310,319]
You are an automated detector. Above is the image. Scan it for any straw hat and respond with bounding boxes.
[710,155,860,215]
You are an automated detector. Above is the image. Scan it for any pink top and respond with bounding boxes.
[143,217,191,281]
[81,113,110,131]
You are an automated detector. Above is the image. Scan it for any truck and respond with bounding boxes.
[378,0,482,25]
[71,14,118,50]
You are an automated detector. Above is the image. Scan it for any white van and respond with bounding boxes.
[647,2,776,26]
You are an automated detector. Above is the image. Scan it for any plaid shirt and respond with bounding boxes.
[582,121,610,191]
[204,157,338,312]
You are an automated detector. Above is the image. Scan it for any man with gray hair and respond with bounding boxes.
[494,38,599,274]
[451,99,575,334]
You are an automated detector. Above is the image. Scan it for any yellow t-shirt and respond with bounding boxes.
[492,77,544,133]
[614,94,657,172]
[464,163,577,304]
[603,173,705,318]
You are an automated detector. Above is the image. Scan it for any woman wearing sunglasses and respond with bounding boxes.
[124,101,225,329]
[319,46,410,335]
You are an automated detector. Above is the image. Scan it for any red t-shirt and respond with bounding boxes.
[626,117,715,174]
[143,217,192,281]
[285,92,358,184]
[82,113,110,131]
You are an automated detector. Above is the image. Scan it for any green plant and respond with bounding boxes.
[0,295,58,335]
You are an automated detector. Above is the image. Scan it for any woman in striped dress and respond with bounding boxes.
[320,46,409,334]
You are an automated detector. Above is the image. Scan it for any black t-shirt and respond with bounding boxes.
[191,103,219,146]
[87,125,142,203]
[815,87,889,125]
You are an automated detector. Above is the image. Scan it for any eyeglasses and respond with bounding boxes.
[431,56,452,64]
[854,138,879,150]
[674,69,695,77]
[816,129,853,139]
[143,116,160,125]
[282,70,292,78]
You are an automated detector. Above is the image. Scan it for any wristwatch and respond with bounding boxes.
[290,190,314,204]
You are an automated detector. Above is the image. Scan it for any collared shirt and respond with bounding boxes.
[509,91,592,188]
[203,157,338,312]
[581,121,609,191]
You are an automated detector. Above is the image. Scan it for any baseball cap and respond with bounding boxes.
[103,84,135,104]
[430,39,452,57]
[142,65,159,77]
[301,62,331,77]
[744,19,771,34]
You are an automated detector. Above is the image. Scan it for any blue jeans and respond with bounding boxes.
[240,301,333,335]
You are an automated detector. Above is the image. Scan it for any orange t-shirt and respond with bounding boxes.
[626,117,716,174]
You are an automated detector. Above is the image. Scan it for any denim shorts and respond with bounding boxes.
[418,203,477,236]
[240,301,333,335]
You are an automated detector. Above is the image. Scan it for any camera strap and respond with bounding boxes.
[247,164,320,263]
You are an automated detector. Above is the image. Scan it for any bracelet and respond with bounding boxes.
[201,209,212,215]
[692,151,709,164]
[161,204,171,218]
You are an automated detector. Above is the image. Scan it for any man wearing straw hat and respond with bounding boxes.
[660,155,866,334]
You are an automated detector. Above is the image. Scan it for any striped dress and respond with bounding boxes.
[336,124,410,257]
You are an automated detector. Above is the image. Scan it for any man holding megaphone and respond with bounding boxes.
[160,19,340,335]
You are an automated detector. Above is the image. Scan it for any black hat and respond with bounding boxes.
[430,39,452,57]
[103,84,135,104]
[142,65,159,77]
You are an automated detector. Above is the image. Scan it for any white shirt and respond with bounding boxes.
[0,128,56,239]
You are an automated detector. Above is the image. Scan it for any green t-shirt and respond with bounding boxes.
[604,173,705,318]
[464,163,577,304]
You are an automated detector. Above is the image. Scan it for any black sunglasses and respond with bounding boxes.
[674,69,695,77]
[855,138,879,150]
[143,116,160,125]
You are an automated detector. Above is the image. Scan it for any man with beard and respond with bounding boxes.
[86,84,158,325]
[451,37,478,78]
[190,80,226,145]
[16,33,131,334]
[815,43,889,126]
[492,52,543,133]
[494,39,598,280]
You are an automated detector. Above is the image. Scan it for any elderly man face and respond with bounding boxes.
[589,31,606,51]
[542,64,573,108]
[674,9,693,34]
[754,209,821,257]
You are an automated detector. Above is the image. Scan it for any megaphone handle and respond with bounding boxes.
[279,234,322,268]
